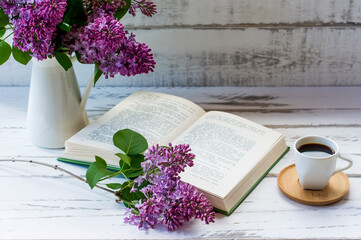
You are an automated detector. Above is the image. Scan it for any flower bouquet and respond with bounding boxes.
[0,0,158,148]
[86,129,216,231]
[0,128,216,231]
[0,0,156,83]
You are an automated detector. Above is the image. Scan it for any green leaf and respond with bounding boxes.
[119,179,149,208]
[122,201,131,208]
[118,158,128,170]
[94,63,103,85]
[12,45,32,65]
[61,0,87,26]
[114,0,131,20]
[119,181,147,203]
[115,153,131,166]
[129,154,145,169]
[0,9,9,28]
[113,129,148,155]
[0,27,6,38]
[0,40,11,65]
[117,158,144,178]
[86,156,114,189]
[75,51,84,64]
[54,51,72,71]
[106,183,123,190]
[58,22,72,32]
[53,34,65,52]
[124,169,144,178]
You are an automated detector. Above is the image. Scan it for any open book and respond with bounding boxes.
[59,91,288,215]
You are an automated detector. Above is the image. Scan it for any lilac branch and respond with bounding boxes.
[0,159,116,194]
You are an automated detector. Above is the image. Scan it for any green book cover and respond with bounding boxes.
[58,157,120,171]
[214,146,290,216]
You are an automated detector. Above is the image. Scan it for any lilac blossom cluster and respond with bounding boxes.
[64,15,126,64]
[84,0,126,22]
[0,0,24,16]
[124,144,216,231]
[63,14,155,78]
[129,0,157,17]
[1,0,67,60]
[0,0,156,79]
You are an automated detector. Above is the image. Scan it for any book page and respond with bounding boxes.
[66,91,206,153]
[175,111,282,198]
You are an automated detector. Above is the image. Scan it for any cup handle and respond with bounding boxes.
[333,156,353,175]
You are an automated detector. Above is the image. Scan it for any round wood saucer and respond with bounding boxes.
[277,164,350,206]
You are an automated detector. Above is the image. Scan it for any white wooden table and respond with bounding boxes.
[0,86,360,239]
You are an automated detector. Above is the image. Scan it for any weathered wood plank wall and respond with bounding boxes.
[1,0,361,86]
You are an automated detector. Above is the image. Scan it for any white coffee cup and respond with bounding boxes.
[294,135,353,190]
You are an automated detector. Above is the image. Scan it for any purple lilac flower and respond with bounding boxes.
[125,144,215,231]
[142,144,195,180]
[1,0,156,79]
[61,26,85,53]
[9,0,67,60]
[65,15,126,63]
[63,15,155,78]
[84,0,126,22]
[129,0,157,17]
[0,0,27,16]
[124,198,163,229]
[163,181,215,230]
[99,33,155,78]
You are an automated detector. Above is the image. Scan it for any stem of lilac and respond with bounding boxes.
[2,32,14,41]
[7,23,14,30]
[120,160,131,181]
[99,170,126,182]
[0,159,116,194]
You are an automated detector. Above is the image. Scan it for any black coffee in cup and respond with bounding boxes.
[297,143,335,157]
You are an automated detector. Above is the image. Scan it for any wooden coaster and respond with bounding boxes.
[277,164,350,206]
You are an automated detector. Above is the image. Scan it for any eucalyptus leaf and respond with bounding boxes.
[0,9,9,28]
[114,0,131,20]
[54,51,72,71]
[12,45,32,65]
[86,156,114,189]
[113,129,148,155]
[0,40,11,65]
[106,183,123,190]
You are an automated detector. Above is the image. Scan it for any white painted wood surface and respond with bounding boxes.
[1,1,361,87]
[120,0,361,26]
[0,86,360,239]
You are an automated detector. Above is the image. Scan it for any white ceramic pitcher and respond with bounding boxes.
[27,58,93,148]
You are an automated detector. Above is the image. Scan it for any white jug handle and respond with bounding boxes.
[80,73,95,111]
[70,55,77,63]
[333,156,353,175]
